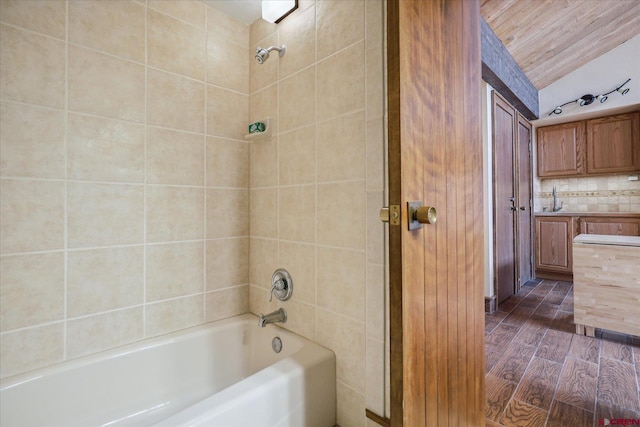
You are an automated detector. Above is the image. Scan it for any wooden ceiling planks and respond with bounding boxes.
[481,0,640,89]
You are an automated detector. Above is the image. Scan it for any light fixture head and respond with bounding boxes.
[262,0,298,24]
[578,94,596,106]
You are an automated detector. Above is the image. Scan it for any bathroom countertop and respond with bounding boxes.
[574,233,640,247]
[535,212,640,218]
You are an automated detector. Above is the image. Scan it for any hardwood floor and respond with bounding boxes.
[485,279,640,426]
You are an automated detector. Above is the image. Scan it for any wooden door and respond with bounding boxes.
[492,93,517,303]
[579,217,640,236]
[387,1,484,426]
[516,114,533,286]
[535,216,573,273]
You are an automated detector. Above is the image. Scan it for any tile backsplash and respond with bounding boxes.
[534,175,640,212]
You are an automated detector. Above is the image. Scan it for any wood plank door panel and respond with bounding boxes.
[387,1,484,425]
[537,121,585,177]
[493,93,517,303]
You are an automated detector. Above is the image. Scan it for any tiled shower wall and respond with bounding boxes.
[246,2,387,426]
[534,175,640,212]
[0,1,251,378]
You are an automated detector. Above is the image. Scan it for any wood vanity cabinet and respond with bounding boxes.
[578,216,640,236]
[586,112,640,174]
[535,216,574,278]
[537,121,585,177]
[537,111,640,178]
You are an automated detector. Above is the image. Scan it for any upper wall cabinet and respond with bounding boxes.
[586,112,640,174]
[537,111,640,178]
[537,121,585,177]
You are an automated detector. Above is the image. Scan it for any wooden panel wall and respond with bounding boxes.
[387,1,485,425]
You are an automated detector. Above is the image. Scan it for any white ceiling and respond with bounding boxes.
[203,0,262,25]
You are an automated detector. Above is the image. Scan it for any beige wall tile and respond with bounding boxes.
[365,0,384,48]
[147,127,205,186]
[69,45,145,122]
[279,185,316,243]
[0,0,66,39]
[207,36,249,94]
[316,308,365,391]
[249,19,277,47]
[69,0,145,63]
[66,307,143,359]
[250,188,278,238]
[317,111,365,182]
[366,337,385,414]
[279,125,316,186]
[207,188,249,238]
[277,298,315,341]
[279,241,315,304]
[206,285,249,322]
[206,237,249,290]
[148,0,206,28]
[0,102,65,179]
[249,137,278,188]
[317,41,365,122]
[206,85,248,140]
[67,182,144,248]
[147,242,204,301]
[148,9,205,80]
[249,84,277,132]
[366,263,384,341]
[278,5,316,79]
[317,247,365,321]
[68,113,145,183]
[147,68,205,133]
[146,186,205,243]
[367,191,384,264]
[0,25,65,109]
[0,253,64,331]
[336,382,366,427]
[206,137,248,188]
[146,295,204,337]
[318,181,366,250]
[0,323,64,379]
[279,66,315,132]
[316,0,364,60]
[366,43,384,119]
[67,246,144,317]
[249,284,275,318]
[366,117,384,191]
[207,5,250,47]
[249,237,278,289]
[0,179,64,254]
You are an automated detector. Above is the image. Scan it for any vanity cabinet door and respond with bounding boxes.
[537,121,585,177]
[579,217,640,236]
[535,216,573,273]
[586,112,640,175]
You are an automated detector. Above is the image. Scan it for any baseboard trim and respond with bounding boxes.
[485,295,497,313]
[366,409,391,427]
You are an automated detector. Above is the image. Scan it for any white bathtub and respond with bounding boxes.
[0,313,336,427]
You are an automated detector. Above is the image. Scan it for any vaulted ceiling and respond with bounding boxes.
[481,0,640,90]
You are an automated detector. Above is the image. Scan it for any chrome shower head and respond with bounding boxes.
[255,45,286,64]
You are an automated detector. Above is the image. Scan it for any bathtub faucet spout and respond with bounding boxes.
[259,308,287,328]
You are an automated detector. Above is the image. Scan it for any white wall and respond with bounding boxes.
[482,82,494,298]
[537,34,640,126]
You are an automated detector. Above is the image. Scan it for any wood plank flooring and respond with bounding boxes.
[485,279,640,426]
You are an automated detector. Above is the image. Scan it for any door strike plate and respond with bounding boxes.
[380,205,401,226]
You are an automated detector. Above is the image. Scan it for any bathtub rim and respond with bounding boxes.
[0,312,318,390]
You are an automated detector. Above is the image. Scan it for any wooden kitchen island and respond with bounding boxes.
[573,234,640,337]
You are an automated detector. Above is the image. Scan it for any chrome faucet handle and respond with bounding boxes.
[269,279,285,302]
[269,269,293,302]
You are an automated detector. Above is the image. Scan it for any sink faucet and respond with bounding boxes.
[552,186,563,212]
[258,308,287,328]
